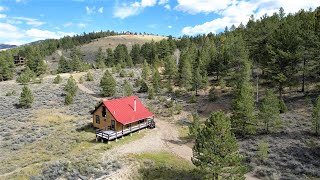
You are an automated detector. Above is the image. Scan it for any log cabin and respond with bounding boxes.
[92,96,155,142]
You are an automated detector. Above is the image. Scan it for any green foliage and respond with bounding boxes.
[5,90,16,96]
[86,72,94,81]
[192,111,245,179]
[312,96,320,135]
[130,44,142,64]
[16,67,36,84]
[116,63,122,72]
[178,50,192,89]
[208,86,221,102]
[152,67,161,93]
[141,61,149,80]
[135,77,142,87]
[188,113,200,138]
[95,47,106,69]
[128,71,135,77]
[64,92,74,105]
[19,85,34,108]
[139,80,148,93]
[258,89,281,133]
[65,76,78,97]
[148,86,155,99]
[57,56,71,73]
[119,70,127,77]
[189,94,197,103]
[100,70,117,97]
[163,55,178,84]
[0,52,14,81]
[231,58,257,135]
[279,98,287,113]
[114,44,130,67]
[53,75,62,84]
[257,140,269,161]
[192,67,202,95]
[106,48,115,66]
[175,102,182,114]
[123,80,133,97]
[79,76,84,84]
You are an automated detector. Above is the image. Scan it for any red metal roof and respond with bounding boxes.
[103,96,154,125]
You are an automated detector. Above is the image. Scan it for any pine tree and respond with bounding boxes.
[164,55,178,84]
[106,48,115,66]
[95,47,106,69]
[152,67,160,93]
[258,89,281,133]
[57,56,70,73]
[19,85,34,108]
[35,59,47,76]
[178,51,192,89]
[188,112,201,138]
[65,92,74,105]
[86,71,94,81]
[65,76,78,96]
[53,75,62,84]
[192,67,202,95]
[192,111,245,179]
[231,59,256,135]
[100,70,117,97]
[312,96,320,136]
[130,44,142,64]
[16,67,36,84]
[141,60,149,80]
[123,80,133,97]
[148,85,155,99]
[139,80,148,93]
[0,57,14,81]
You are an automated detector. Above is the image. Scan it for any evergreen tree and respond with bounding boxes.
[130,44,142,64]
[19,85,34,108]
[148,85,155,99]
[139,80,149,93]
[192,111,245,179]
[178,51,192,89]
[164,55,178,84]
[57,56,70,73]
[192,67,202,95]
[106,48,115,66]
[152,67,160,92]
[53,75,62,84]
[258,89,281,133]
[95,47,106,69]
[231,58,256,135]
[188,112,201,138]
[86,71,94,81]
[65,92,74,105]
[141,60,149,80]
[123,80,133,97]
[16,67,36,84]
[35,59,47,76]
[312,96,320,136]
[65,76,78,96]
[100,70,117,97]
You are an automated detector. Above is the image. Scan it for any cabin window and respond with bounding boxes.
[96,115,100,124]
[111,120,115,130]
[102,106,106,118]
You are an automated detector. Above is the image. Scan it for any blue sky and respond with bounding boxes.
[0,0,319,45]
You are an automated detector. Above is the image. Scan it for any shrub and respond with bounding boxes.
[135,77,142,87]
[175,102,182,114]
[5,90,16,96]
[129,71,135,77]
[119,70,127,77]
[65,93,74,105]
[189,94,197,103]
[123,80,133,97]
[208,86,220,102]
[16,67,36,84]
[148,86,155,99]
[19,85,34,108]
[86,72,94,81]
[189,112,200,137]
[53,75,62,84]
[65,76,78,96]
[79,76,84,84]
[111,65,117,74]
[116,63,122,72]
[139,80,148,93]
[279,98,287,113]
[257,140,269,161]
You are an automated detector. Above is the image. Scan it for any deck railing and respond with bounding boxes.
[96,122,148,141]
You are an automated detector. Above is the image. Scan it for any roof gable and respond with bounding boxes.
[103,96,154,124]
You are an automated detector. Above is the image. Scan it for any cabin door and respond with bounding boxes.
[111,120,115,131]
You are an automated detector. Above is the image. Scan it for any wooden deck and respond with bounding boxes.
[96,122,148,142]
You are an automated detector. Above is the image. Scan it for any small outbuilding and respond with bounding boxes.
[92,96,155,142]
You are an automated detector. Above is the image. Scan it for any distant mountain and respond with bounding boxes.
[0,44,17,50]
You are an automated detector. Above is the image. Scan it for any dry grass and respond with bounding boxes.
[31,109,75,126]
